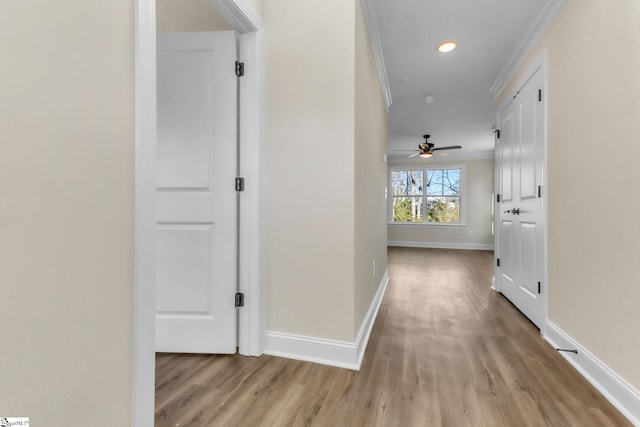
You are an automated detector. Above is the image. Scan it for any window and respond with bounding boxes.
[390,166,462,224]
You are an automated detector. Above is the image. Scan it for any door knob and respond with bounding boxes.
[504,208,520,215]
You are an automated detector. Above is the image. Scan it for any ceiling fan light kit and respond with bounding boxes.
[392,134,463,159]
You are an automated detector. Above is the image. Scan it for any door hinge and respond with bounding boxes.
[494,129,500,139]
[235,292,245,307]
[497,258,500,267]
[538,185,543,198]
[538,282,541,294]
[235,177,245,192]
[497,194,501,203]
[538,89,542,102]
[235,61,245,77]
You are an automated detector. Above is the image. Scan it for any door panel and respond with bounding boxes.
[519,89,538,201]
[518,222,537,297]
[156,225,213,314]
[157,50,216,190]
[156,31,238,354]
[500,112,514,204]
[500,220,515,285]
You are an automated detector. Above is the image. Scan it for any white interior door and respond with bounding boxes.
[496,66,545,329]
[155,31,238,353]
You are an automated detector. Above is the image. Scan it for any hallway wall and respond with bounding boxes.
[264,0,389,343]
[247,0,263,17]
[265,0,357,341]
[157,0,233,32]
[498,0,640,390]
[0,0,134,423]
[355,0,389,333]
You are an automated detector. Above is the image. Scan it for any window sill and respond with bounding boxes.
[388,222,466,228]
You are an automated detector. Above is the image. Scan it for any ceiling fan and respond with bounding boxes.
[393,135,462,158]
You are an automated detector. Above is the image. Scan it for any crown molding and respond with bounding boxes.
[490,0,566,100]
[360,0,392,111]
[209,0,264,33]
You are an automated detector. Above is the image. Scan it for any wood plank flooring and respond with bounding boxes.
[155,247,630,426]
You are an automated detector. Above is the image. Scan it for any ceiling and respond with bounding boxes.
[371,0,546,161]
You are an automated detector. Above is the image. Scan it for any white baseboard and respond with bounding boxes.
[388,240,494,251]
[354,269,389,368]
[264,270,389,370]
[264,331,360,370]
[544,321,640,426]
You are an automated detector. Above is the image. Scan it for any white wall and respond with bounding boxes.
[247,0,263,18]
[498,0,640,390]
[157,0,233,32]
[354,0,389,331]
[0,0,134,423]
[388,158,495,248]
[265,0,357,341]
[265,0,388,342]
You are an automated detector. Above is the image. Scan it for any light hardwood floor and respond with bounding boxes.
[155,247,630,426]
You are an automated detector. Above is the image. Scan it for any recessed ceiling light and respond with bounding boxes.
[437,39,457,53]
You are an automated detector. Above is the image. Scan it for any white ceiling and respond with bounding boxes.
[371,0,546,161]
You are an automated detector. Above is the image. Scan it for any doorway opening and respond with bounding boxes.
[133,0,265,424]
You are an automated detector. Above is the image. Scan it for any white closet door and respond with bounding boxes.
[497,66,545,329]
[155,31,238,353]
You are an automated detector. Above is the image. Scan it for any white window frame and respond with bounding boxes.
[388,164,466,226]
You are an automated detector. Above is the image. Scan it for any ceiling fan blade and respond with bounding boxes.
[419,143,428,150]
[432,145,462,151]
[408,152,420,158]
[393,149,420,152]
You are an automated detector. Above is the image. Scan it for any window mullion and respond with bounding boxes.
[423,168,428,223]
